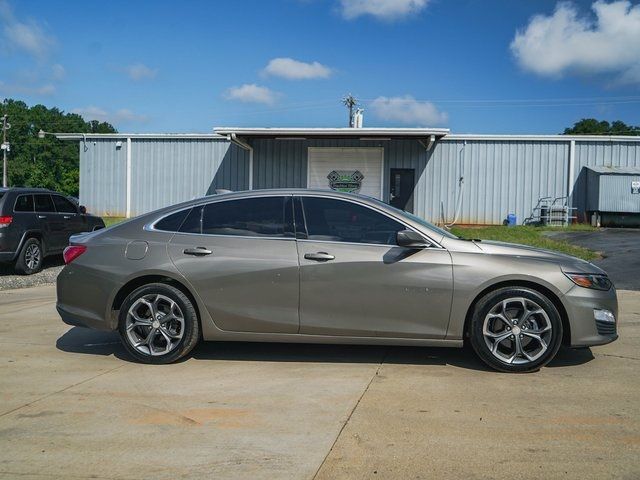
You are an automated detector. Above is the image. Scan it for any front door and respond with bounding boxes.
[389,168,415,212]
[296,195,453,339]
[167,195,300,334]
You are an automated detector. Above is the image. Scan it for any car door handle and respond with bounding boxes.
[183,247,213,256]
[304,252,335,262]
[37,215,47,219]
[63,215,71,219]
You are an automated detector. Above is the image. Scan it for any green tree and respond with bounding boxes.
[0,98,117,196]
[563,118,640,136]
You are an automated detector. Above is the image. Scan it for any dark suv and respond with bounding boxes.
[0,188,105,274]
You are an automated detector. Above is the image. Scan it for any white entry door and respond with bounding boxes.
[307,147,384,200]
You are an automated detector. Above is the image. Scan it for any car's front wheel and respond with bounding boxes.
[469,287,563,373]
[118,283,200,364]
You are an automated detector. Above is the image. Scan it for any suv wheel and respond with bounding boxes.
[118,283,200,364]
[469,287,563,373]
[15,238,43,275]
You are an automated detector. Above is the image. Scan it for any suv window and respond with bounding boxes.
[52,195,78,214]
[14,194,34,212]
[301,197,404,245]
[34,194,55,213]
[194,197,287,237]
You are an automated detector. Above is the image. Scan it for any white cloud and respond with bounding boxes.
[511,1,640,85]
[0,81,55,96]
[71,106,148,124]
[263,57,332,80]
[339,0,429,20]
[51,63,65,80]
[0,0,55,60]
[224,84,279,105]
[124,63,158,81]
[370,95,448,126]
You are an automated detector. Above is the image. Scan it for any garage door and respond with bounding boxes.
[307,147,384,200]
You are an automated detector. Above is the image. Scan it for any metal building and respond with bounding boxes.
[585,166,640,227]
[56,128,640,225]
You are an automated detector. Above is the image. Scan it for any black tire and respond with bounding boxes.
[14,237,43,275]
[469,287,563,373]
[118,283,200,364]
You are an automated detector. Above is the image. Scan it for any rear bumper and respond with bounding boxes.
[56,303,113,331]
[56,264,119,332]
[563,285,619,347]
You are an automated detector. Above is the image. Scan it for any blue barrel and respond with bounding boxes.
[507,213,517,226]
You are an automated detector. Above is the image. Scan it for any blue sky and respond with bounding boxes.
[1,0,639,134]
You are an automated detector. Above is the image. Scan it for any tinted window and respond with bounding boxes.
[200,197,287,237]
[302,197,404,245]
[34,194,55,213]
[14,195,34,212]
[179,207,203,234]
[155,209,190,232]
[52,195,77,214]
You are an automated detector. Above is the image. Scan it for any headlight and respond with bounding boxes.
[564,272,612,291]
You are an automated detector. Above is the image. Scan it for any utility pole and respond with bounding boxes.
[342,94,358,128]
[1,115,9,188]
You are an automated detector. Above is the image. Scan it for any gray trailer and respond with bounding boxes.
[585,166,640,227]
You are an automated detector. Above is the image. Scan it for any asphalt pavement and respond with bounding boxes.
[547,228,640,290]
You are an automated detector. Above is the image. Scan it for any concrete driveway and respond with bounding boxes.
[548,228,640,290]
[0,285,639,480]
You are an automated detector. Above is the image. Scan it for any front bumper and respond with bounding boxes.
[562,284,619,347]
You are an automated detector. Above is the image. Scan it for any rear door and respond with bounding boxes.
[167,195,300,334]
[34,194,62,252]
[296,195,453,339]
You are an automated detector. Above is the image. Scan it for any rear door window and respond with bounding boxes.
[14,195,34,212]
[34,194,55,213]
[301,197,404,245]
[52,195,78,214]
[199,197,288,237]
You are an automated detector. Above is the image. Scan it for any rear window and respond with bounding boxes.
[154,209,190,232]
[14,195,34,212]
[200,197,286,237]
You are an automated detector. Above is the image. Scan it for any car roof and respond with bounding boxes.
[1,187,57,194]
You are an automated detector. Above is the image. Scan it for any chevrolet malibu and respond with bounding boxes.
[56,189,618,372]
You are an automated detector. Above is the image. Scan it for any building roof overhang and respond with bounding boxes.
[213,127,450,141]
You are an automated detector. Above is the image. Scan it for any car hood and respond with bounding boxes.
[474,240,606,275]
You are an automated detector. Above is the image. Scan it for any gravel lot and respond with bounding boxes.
[0,256,64,291]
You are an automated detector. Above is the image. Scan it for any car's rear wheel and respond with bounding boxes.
[118,283,200,364]
[469,287,563,373]
[15,237,43,275]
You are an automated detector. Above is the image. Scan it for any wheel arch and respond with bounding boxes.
[111,274,201,329]
[462,280,571,346]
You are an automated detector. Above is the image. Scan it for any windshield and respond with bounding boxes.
[364,196,459,240]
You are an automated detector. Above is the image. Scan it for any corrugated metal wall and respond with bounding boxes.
[130,139,248,216]
[79,135,640,224]
[79,139,127,217]
[79,138,248,217]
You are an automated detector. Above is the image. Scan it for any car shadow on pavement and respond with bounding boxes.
[56,327,595,371]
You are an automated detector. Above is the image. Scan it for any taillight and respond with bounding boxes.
[63,245,87,264]
[0,216,12,228]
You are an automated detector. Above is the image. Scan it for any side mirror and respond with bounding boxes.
[396,229,430,249]
[79,205,87,215]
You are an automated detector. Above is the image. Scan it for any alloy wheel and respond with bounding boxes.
[482,297,552,365]
[125,294,185,356]
[25,244,41,271]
